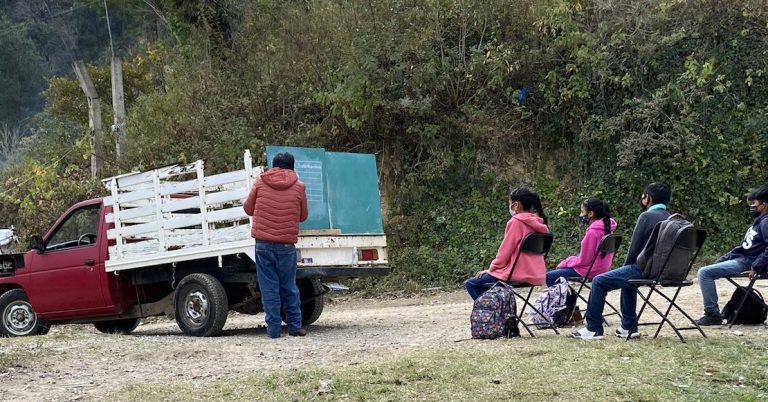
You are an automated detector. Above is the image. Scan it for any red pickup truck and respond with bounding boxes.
[0,149,389,337]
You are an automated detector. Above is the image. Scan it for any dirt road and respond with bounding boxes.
[1,281,766,401]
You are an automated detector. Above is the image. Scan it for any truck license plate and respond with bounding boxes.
[0,254,22,277]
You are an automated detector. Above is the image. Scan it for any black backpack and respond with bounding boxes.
[636,214,694,281]
[721,287,768,325]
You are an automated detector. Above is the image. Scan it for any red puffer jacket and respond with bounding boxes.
[243,168,309,244]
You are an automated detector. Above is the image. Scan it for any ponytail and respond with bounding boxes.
[583,197,612,235]
[533,196,548,225]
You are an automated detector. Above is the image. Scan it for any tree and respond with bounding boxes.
[0,16,44,127]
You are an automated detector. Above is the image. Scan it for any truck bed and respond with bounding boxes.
[102,150,388,272]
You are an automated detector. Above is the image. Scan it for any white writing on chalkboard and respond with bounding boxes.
[295,161,324,202]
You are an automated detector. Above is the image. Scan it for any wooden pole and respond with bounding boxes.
[111,56,127,163]
[73,60,103,178]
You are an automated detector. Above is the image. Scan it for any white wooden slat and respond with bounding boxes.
[161,196,199,213]
[159,179,199,196]
[162,214,204,231]
[112,189,156,205]
[196,160,210,246]
[109,178,124,258]
[206,206,249,223]
[203,169,248,188]
[116,161,198,188]
[205,188,248,205]
[153,170,166,251]
[106,204,156,222]
[107,221,159,239]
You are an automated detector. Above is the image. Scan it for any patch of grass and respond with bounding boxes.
[110,336,768,401]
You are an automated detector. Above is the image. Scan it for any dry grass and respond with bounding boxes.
[109,334,768,401]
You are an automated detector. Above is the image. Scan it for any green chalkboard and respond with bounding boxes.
[264,146,384,234]
[265,146,330,230]
[325,152,384,234]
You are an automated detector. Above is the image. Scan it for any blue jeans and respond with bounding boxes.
[546,268,579,287]
[255,241,302,337]
[585,264,644,335]
[465,273,500,300]
[697,259,747,315]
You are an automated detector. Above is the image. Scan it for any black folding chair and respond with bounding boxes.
[724,272,768,328]
[626,227,707,342]
[485,232,556,337]
[565,234,623,324]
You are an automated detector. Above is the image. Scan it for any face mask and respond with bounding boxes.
[579,215,590,225]
[749,206,761,220]
[509,206,516,217]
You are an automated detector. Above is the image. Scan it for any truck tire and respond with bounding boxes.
[174,273,228,337]
[0,289,48,337]
[93,318,141,335]
[298,279,325,326]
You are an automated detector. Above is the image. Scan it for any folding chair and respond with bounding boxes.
[723,272,768,328]
[626,227,707,342]
[565,234,623,324]
[485,232,556,337]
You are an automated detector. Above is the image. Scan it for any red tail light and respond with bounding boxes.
[358,249,379,261]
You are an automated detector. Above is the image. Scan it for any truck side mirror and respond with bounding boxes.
[29,235,44,254]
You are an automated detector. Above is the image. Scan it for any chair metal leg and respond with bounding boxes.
[514,288,536,337]
[637,286,687,343]
[627,286,653,341]
[727,276,759,329]
[516,287,560,336]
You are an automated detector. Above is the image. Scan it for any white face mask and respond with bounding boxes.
[509,206,515,216]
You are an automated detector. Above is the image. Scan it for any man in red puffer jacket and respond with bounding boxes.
[243,152,309,338]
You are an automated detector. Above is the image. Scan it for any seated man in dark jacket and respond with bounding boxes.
[695,186,768,326]
[571,182,671,340]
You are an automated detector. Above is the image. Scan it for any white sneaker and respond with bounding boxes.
[614,326,640,339]
[570,327,604,340]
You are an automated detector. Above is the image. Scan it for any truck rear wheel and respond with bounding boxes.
[299,279,325,326]
[93,318,141,335]
[0,289,48,337]
[174,273,228,337]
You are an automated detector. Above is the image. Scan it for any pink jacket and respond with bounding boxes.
[557,218,618,278]
[488,212,550,285]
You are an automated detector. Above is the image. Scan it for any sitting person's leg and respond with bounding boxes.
[696,260,747,325]
[617,266,645,334]
[576,265,641,338]
[464,273,500,301]
[545,267,579,287]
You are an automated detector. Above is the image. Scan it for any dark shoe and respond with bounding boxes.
[696,313,723,326]
[289,328,307,337]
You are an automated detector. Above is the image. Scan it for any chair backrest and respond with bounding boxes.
[506,232,554,282]
[654,227,707,282]
[581,233,623,278]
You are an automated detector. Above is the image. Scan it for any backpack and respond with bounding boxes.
[636,214,694,281]
[529,277,577,328]
[470,282,519,339]
[721,287,768,325]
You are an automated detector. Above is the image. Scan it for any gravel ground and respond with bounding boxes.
[1,279,767,401]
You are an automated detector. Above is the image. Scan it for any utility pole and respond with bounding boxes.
[111,56,127,162]
[72,61,103,178]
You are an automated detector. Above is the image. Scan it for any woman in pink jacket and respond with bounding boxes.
[545,198,617,287]
[465,188,550,300]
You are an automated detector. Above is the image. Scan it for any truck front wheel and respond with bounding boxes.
[93,318,141,335]
[174,273,228,337]
[0,289,48,337]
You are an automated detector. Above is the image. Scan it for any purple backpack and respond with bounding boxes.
[470,282,519,339]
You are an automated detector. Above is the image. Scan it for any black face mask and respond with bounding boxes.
[749,206,761,220]
[579,215,590,225]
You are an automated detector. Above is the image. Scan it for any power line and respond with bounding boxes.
[103,0,115,58]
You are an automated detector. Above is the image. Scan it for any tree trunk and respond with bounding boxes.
[111,56,127,164]
[72,61,103,178]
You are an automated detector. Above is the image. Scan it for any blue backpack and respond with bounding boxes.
[470,282,519,339]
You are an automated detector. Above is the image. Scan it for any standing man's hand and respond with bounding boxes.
[749,269,758,279]
[475,270,488,279]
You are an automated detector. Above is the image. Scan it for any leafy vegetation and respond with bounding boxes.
[1,0,768,289]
